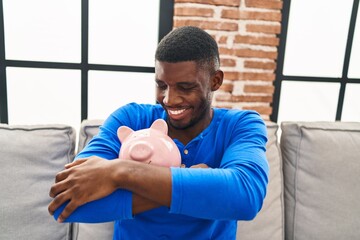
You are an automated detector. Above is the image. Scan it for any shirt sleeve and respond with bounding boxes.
[53,190,133,223]
[54,105,135,223]
[169,112,269,220]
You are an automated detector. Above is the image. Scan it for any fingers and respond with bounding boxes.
[54,169,69,183]
[56,199,82,223]
[190,163,209,168]
[180,163,209,168]
[48,192,82,223]
[64,158,87,169]
[49,173,73,199]
[49,180,69,198]
[50,169,73,197]
[48,191,69,216]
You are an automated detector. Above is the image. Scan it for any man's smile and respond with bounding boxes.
[167,107,191,120]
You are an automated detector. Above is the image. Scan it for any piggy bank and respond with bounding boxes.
[117,119,181,167]
[53,119,181,224]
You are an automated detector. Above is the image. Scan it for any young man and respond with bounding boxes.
[48,26,269,239]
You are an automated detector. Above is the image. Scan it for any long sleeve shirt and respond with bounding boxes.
[54,103,269,239]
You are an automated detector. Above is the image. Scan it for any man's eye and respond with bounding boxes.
[156,84,167,90]
[179,85,195,91]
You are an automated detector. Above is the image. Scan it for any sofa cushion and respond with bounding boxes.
[74,119,115,240]
[236,121,284,240]
[0,124,75,240]
[77,119,104,154]
[281,122,360,240]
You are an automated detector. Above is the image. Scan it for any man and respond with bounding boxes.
[48,26,269,239]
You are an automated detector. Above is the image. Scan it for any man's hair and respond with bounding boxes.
[155,26,220,72]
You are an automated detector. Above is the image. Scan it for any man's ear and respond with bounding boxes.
[211,70,224,91]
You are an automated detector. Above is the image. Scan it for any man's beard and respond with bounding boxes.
[167,98,211,130]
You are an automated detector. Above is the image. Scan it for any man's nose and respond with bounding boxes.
[163,88,182,105]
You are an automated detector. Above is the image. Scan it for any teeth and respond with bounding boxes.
[169,109,186,115]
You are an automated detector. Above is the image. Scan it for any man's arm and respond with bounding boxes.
[49,158,208,223]
[64,158,163,215]
[49,156,173,222]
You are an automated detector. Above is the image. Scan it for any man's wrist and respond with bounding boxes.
[111,159,136,190]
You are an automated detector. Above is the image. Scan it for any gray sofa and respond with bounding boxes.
[1,120,359,240]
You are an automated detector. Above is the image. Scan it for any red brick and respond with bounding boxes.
[244,60,277,70]
[245,0,283,10]
[175,7,214,17]
[212,103,234,109]
[239,72,275,81]
[246,24,281,34]
[224,71,239,80]
[243,105,273,115]
[232,95,273,103]
[218,36,228,44]
[223,72,275,81]
[235,48,278,59]
[219,83,234,92]
[240,11,281,21]
[174,19,238,31]
[221,9,240,19]
[234,35,279,46]
[222,9,281,21]
[175,0,240,7]
[244,84,275,94]
[221,58,236,67]
[216,94,273,103]
[219,47,235,55]
[214,93,232,101]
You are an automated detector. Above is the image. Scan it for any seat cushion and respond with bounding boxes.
[237,121,284,240]
[0,124,75,240]
[281,122,360,240]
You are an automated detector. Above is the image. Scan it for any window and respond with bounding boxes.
[272,0,360,123]
[0,0,174,128]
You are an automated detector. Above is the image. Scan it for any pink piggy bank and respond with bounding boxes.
[117,119,181,167]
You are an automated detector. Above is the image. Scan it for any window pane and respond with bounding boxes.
[89,0,159,67]
[278,81,340,123]
[7,67,81,129]
[3,0,81,62]
[283,0,353,77]
[348,3,360,78]
[341,84,360,121]
[88,71,155,119]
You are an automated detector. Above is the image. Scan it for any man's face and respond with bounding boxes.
[155,61,215,131]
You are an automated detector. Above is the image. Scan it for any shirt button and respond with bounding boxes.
[184,149,189,155]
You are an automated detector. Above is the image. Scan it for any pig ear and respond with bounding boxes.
[151,119,168,134]
[117,126,134,143]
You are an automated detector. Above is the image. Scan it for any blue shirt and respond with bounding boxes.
[55,103,269,239]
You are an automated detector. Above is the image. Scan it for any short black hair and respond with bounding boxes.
[155,26,220,72]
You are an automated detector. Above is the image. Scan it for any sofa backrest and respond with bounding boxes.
[281,122,360,240]
[73,119,115,240]
[236,121,284,240]
[0,124,75,240]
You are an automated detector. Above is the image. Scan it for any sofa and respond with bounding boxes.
[1,120,359,240]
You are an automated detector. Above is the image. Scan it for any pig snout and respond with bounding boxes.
[129,141,154,162]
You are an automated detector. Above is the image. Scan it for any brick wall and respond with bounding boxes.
[173,0,283,120]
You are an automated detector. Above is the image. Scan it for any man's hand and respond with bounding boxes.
[48,156,119,222]
[190,163,209,169]
[180,163,209,168]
